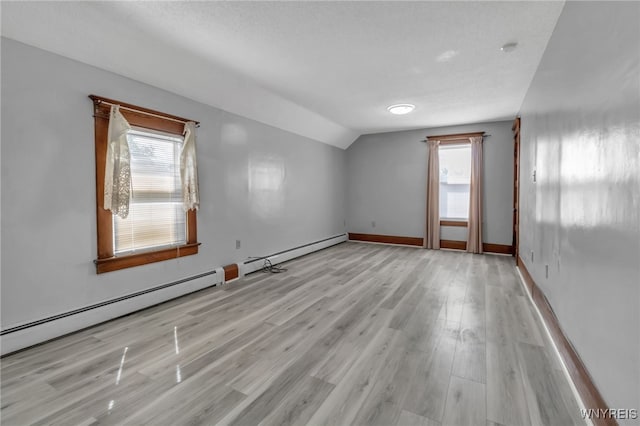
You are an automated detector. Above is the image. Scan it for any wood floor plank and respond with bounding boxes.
[30,372,152,426]
[121,379,245,426]
[310,307,392,384]
[389,282,427,330]
[143,322,274,382]
[0,380,58,419]
[224,297,338,394]
[441,375,486,426]
[305,328,404,426]
[486,341,531,426]
[485,285,512,344]
[495,256,526,297]
[507,296,545,346]
[402,331,458,422]
[0,242,584,426]
[350,331,412,426]
[403,302,447,353]
[437,282,467,324]
[229,325,357,426]
[397,410,442,426]
[517,342,580,426]
[0,335,103,373]
[263,277,337,326]
[460,297,485,337]
[369,246,403,272]
[452,324,486,383]
[256,375,334,426]
[381,260,430,310]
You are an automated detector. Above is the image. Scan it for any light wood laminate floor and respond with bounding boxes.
[1,242,585,425]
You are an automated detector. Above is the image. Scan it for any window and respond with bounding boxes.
[91,95,199,274]
[439,144,471,220]
[114,129,186,255]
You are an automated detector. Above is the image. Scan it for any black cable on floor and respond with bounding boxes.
[262,258,287,274]
[247,256,289,274]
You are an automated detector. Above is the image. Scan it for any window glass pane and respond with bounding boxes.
[113,129,186,255]
[439,145,471,219]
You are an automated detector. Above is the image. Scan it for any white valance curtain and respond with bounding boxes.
[104,106,200,217]
[104,105,132,219]
[425,139,440,249]
[466,136,483,253]
[181,121,200,211]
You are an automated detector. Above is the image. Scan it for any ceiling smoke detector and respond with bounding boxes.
[501,42,518,53]
[387,104,415,115]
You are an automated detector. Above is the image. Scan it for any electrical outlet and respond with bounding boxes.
[531,251,534,262]
[533,169,537,183]
[545,264,549,279]
[236,240,241,249]
[371,220,376,228]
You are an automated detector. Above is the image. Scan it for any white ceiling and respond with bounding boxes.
[1,1,565,149]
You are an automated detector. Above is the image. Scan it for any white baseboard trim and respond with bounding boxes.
[240,234,347,276]
[1,271,221,356]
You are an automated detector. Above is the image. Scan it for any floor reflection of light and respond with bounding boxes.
[176,365,182,383]
[115,347,128,385]
[108,400,115,412]
[174,327,182,384]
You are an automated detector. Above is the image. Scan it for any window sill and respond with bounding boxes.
[440,220,468,227]
[95,242,200,274]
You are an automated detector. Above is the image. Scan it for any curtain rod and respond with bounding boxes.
[89,94,200,127]
[420,133,490,143]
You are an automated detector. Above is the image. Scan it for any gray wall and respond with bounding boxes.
[0,38,346,328]
[518,1,640,417]
[346,121,514,245]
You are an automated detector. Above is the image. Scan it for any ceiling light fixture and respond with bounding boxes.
[501,42,518,53]
[387,104,415,115]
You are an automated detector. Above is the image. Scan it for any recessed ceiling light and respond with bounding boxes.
[501,42,518,53]
[387,104,415,115]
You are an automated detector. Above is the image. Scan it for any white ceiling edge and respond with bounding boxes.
[0,34,359,150]
[0,1,564,151]
[144,52,361,150]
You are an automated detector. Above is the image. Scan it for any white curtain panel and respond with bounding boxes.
[104,105,132,219]
[467,136,483,253]
[181,121,200,211]
[425,139,440,249]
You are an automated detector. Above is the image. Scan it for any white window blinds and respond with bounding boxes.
[113,129,186,255]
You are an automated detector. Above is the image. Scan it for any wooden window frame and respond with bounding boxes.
[440,220,468,227]
[90,95,200,274]
[426,132,484,142]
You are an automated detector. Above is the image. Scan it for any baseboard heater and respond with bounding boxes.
[1,233,347,356]
[1,270,220,336]
[0,269,220,356]
[241,233,347,276]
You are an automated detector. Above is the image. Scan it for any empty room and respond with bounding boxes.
[1,1,638,425]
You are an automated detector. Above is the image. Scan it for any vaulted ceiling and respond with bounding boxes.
[1,1,565,149]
